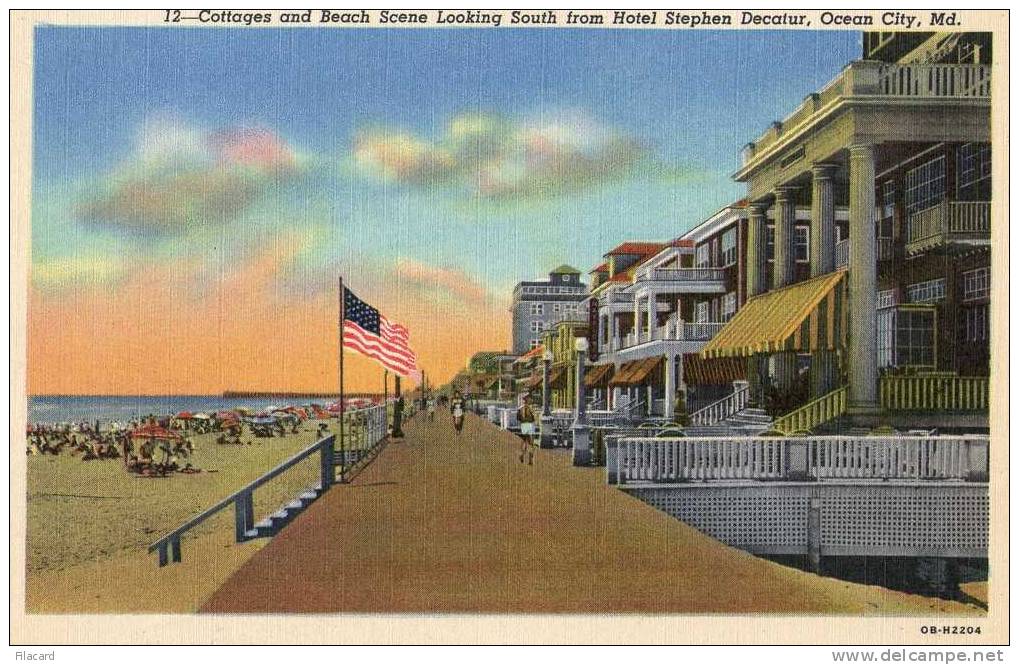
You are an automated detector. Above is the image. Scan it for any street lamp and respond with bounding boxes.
[571,336,591,465]
[541,350,553,417]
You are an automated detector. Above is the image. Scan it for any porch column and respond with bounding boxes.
[633,297,642,343]
[572,339,591,465]
[746,202,768,297]
[663,353,679,420]
[847,144,879,409]
[773,186,797,289]
[810,163,838,277]
[646,293,655,340]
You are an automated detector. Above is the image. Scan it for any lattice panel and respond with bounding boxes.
[820,486,988,555]
[632,487,809,551]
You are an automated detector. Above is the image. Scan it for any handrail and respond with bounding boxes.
[689,384,750,426]
[880,374,989,411]
[148,404,387,566]
[772,386,848,435]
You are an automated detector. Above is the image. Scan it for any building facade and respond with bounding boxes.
[510,266,587,355]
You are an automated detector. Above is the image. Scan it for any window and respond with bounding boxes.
[695,243,711,268]
[721,229,737,266]
[906,278,946,303]
[876,289,897,310]
[905,155,946,215]
[794,226,810,262]
[964,304,989,342]
[695,301,709,323]
[881,180,896,221]
[553,303,561,314]
[563,274,572,282]
[722,292,737,321]
[957,143,991,195]
[529,321,544,333]
[529,339,541,350]
[963,267,990,301]
[878,308,936,369]
[529,303,544,316]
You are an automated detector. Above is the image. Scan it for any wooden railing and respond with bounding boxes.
[642,268,726,283]
[772,386,847,435]
[689,383,750,426]
[880,374,989,411]
[877,63,991,98]
[907,201,991,249]
[610,435,989,485]
[148,405,388,566]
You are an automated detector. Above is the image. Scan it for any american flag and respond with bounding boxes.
[342,287,421,381]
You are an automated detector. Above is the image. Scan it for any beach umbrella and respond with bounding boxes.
[192,413,211,420]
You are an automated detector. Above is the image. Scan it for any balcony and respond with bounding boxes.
[638,268,726,283]
[740,61,991,172]
[617,320,726,351]
[906,201,991,255]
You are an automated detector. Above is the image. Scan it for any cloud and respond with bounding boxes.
[76,114,307,232]
[31,254,131,290]
[395,258,489,304]
[352,110,644,199]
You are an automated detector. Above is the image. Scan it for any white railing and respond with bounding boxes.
[641,268,727,283]
[689,383,750,426]
[908,201,991,246]
[835,238,850,268]
[877,63,991,98]
[612,435,988,485]
[681,322,726,341]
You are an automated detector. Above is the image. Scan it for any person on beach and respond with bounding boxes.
[517,395,536,465]
[451,392,466,435]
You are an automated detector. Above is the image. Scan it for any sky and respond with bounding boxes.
[29,26,860,395]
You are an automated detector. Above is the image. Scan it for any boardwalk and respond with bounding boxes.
[202,412,977,614]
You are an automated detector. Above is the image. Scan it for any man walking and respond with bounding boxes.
[517,395,536,465]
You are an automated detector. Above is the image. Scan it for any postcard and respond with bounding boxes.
[9,8,1009,647]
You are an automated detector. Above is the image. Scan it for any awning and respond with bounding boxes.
[584,363,615,388]
[700,272,848,359]
[610,357,662,386]
[683,354,747,385]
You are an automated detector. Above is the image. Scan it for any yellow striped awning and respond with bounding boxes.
[700,272,848,359]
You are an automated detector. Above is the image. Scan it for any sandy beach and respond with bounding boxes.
[25,418,347,613]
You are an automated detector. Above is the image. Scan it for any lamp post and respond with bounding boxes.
[571,337,591,465]
[539,349,554,448]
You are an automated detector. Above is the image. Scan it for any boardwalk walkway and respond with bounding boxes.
[202,412,976,614]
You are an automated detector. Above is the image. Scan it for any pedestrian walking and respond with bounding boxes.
[517,395,536,465]
[451,391,466,435]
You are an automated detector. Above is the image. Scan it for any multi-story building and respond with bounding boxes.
[510,266,587,355]
[573,32,991,432]
[699,30,991,430]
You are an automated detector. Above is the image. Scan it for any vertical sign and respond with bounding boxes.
[587,297,600,362]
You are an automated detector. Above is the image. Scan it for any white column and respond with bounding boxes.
[663,353,676,420]
[646,293,655,340]
[774,186,797,289]
[811,163,838,277]
[848,144,878,409]
[746,203,768,297]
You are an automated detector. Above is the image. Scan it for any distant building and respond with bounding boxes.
[510,266,587,355]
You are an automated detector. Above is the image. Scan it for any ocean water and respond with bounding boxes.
[27,395,343,425]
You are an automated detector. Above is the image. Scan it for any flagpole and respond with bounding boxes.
[338,275,345,481]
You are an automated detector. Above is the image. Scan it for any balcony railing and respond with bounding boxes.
[742,62,991,167]
[614,321,726,349]
[637,268,727,283]
[906,201,991,254]
[880,374,989,412]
